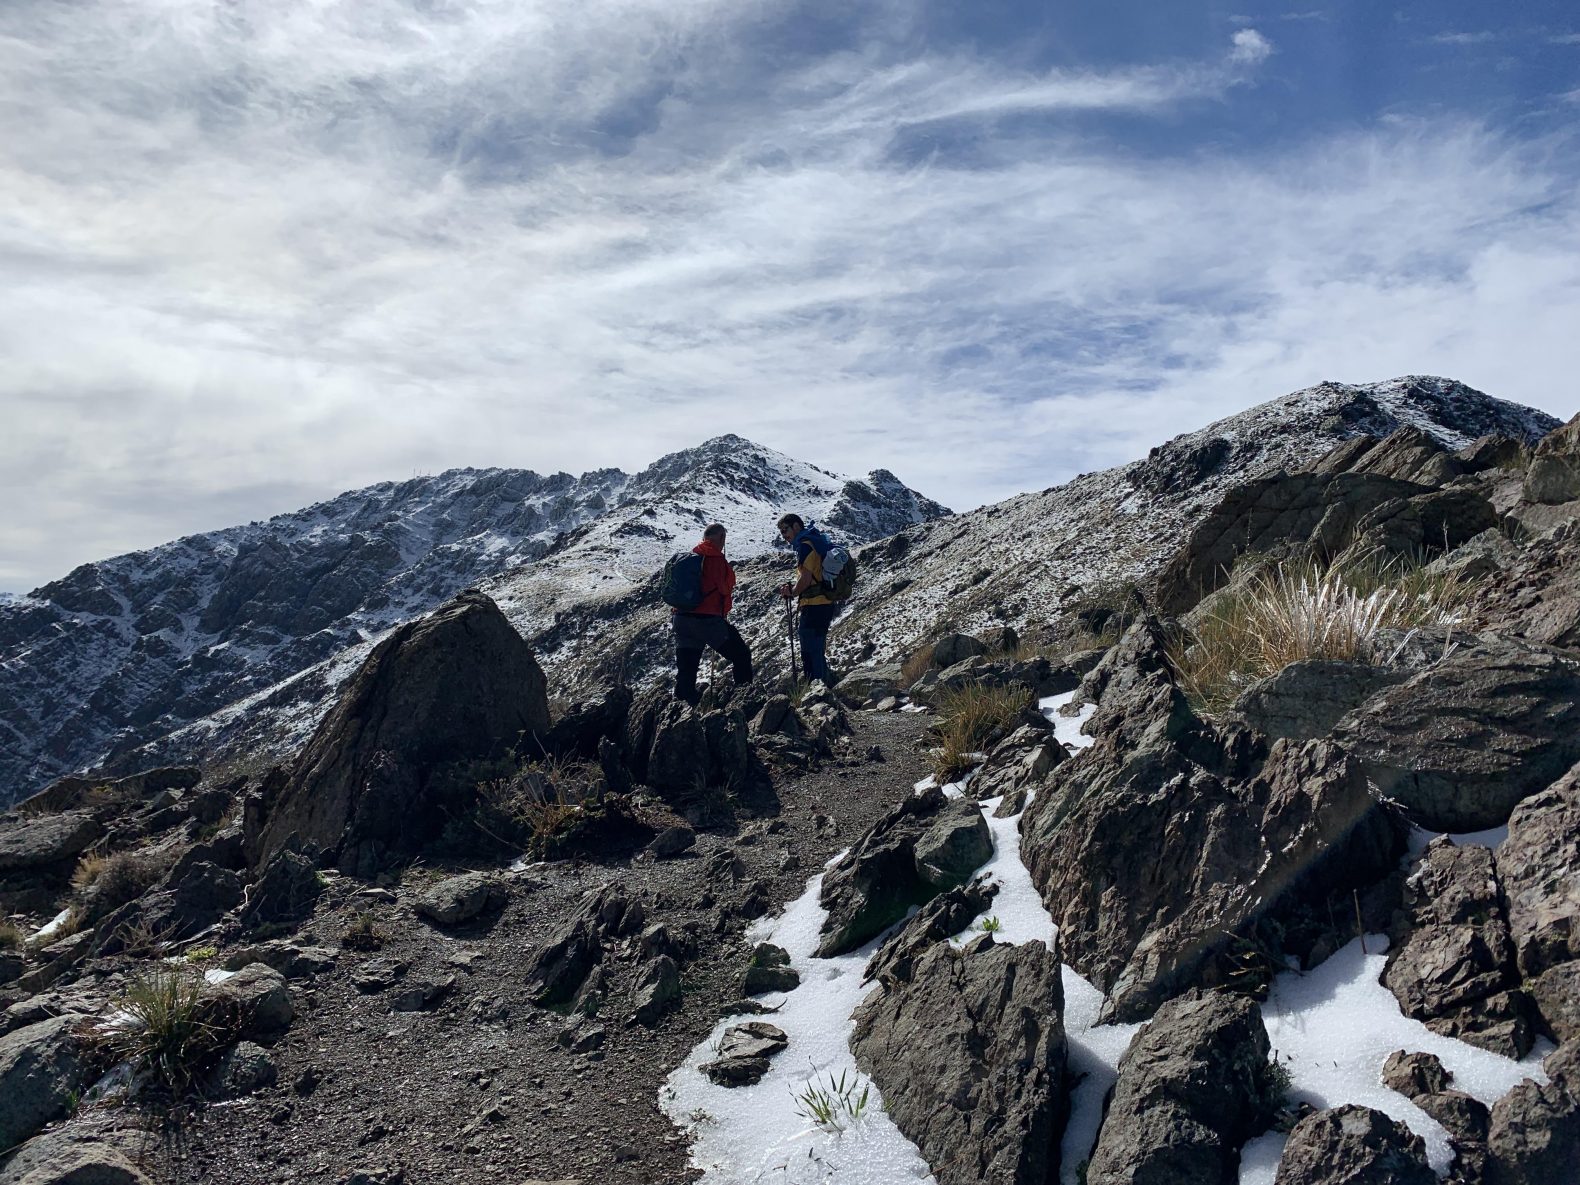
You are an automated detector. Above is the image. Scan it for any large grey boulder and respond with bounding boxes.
[1529,962,1580,1044]
[0,1136,154,1185]
[833,663,907,707]
[1274,1105,1435,1185]
[1232,660,1407,743]
[1341,486,1500,563]
[1486,1040,1580,1185]
[257,590,549,876]
[1023,625,1404,1020]
[0,812,101,875]
[913,800,993,891]
[1522,413,1580,505]
[1497,763,1580,980]
[851,935,1065,1185]
[203,963,295,1041]
[1087,991,1280,1185]
[1153,468,1428,614]
[816,788,992,957]
[931,633,989,669]
[0,1017,87,1152]
[413,872,507,927]
[1332,638,1580,832]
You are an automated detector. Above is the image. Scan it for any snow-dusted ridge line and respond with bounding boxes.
[0,435,946,805]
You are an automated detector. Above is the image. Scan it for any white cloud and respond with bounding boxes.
[0,3,1576,590]
[1229,29,1275,65]
[1429,31,1498,46]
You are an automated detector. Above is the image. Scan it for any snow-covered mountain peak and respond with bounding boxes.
[0,440,945,806]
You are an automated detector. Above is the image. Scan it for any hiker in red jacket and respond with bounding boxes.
[673,523,754,705]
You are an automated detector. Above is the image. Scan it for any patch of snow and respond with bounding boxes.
[1039,690,1097,751]
[1240,935,1551,1182]
[660,863,936,1184]
[28,908,74,945]
[203,968,238,985]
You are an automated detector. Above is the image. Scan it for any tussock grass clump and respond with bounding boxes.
[1169,556,1466,715]
[899,642,937,688]
[0,919,24,949]
[467,757,603,858]
[931,683,1035,784]
[101,969,235,1093]
[341,911,388,952]
[74,849,168,918]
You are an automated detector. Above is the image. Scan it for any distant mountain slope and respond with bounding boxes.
[516,376,1561,702]
[0,437,946,806]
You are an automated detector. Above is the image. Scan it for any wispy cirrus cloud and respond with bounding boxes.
[1,1,1577,591]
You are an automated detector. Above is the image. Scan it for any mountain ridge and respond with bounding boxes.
[0,438,947,806]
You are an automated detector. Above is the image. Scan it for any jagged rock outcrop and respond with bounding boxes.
[1522,413,1580,506]
[851,935,1065,1185]
[1380,1050,1490,1174]
[1496,764,1580,1013]
[1486,1040,1580,1185]
[816,788,991,957]
[0,1018,88,1152]
[1022,618,1406,1021]
[1331,638,1580,832]
[862,879,998,987]
[258,591,548,876]
[1087,990,1280,1185]
[1274,1105,1435,1185]
[1383,836,1533,1057]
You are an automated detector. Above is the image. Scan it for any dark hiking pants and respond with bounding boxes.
[673,613,753,705]
[797,602,838,685]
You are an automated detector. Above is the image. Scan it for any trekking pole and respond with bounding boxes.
[785,596,798,679]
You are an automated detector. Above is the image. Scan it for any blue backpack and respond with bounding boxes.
[661,552,705,610]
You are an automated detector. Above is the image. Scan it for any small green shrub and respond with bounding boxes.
[103,970,234,1093]
[791,1069,875,1132]
[978,916,1002,934]
[930,683,1035,783]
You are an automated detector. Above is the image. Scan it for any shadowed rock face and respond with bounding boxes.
[258,591,548,876]
[851,934,1065,1185]
[1021,618,1406,1022]
[1275,1105,1436,1185]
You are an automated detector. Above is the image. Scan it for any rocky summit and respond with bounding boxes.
[1,377,1578,1185]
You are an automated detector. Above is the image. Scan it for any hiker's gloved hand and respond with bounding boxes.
[777,583,794,598]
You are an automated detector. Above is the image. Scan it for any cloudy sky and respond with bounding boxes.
[3,0,1578,591]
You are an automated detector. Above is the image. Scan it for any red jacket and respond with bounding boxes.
[692,539,736,616]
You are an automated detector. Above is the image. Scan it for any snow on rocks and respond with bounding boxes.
[1238,936,1552,1183]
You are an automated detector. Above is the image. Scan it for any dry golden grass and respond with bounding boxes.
[73,849,168,918]
[899,642,937,687]
[930,683,1035,784]
[1168,555,1467,716]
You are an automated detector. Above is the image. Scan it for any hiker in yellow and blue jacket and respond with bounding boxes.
[775,513,839,685]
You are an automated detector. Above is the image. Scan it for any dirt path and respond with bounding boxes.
[167,710,932,1185]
